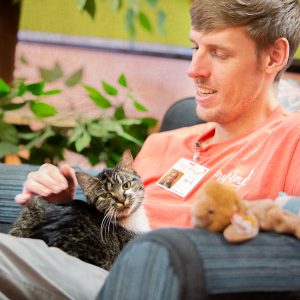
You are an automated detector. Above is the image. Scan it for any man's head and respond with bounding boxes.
[188,0,300,125]
[190,0,300,81]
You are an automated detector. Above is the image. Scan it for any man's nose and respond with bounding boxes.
[187,50,211,79]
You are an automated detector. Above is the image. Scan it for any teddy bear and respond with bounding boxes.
[191,180,300,243]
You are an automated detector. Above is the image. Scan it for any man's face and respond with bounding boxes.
[188,27,268,124]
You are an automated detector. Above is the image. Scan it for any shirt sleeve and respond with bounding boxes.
[284,137,300,196]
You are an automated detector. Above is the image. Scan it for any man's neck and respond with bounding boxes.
[204,87,280,145]
[215,103,278,143]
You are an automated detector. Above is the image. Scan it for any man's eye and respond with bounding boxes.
[191,47,198,54]
[211,50,229,60]
[122,182,131,190]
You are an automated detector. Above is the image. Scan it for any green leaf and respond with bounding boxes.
[102,81,118,96]
[147,0,158,6]
[133,100,148,112]
[29,100,58,117]
[39,63,63,83]
[0,142,19,158]
[82,0,96,18]
[102,121,142,145]
[75,131,91,152]
[0,122,19,144]
[0,79,10,97]
[111,0,122,11]
[118,130,143,145]
[157,10,166,34]
[138,12,152,32]
[128,92,148,112]
[68,125,84,145]
[25,127,55,150]
[18,131,40,140]
[125,8,136,39]
[76,0,87,11]
[16,81,27,97]
[141,117,158,128]
[118,73,128,87]
[42,89,61,96]
[65,68,83,87]
[118,119,142,126]
[26,81,45,96]
[2,102,26,111]
[87,122,110,138]
[83,84,112,109]
[114,106,125,119]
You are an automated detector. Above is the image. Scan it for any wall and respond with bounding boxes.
[19,0,300,58]
[14,42,195,122]
[19,0,191,47]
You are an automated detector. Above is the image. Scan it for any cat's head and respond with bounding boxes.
[75,149,144,220]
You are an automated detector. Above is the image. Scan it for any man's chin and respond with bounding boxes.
[196,106,212,122]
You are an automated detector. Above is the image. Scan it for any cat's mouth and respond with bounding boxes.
[116,199,131,209]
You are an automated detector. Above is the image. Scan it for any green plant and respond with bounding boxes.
[77,0,166,38]
[0,67,157,167]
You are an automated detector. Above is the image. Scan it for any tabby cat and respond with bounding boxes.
[9,150,149,270]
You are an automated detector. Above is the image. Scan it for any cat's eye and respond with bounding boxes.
[101,192,111,198]
[122,182,131,190]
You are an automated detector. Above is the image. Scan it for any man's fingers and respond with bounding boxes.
[23,179,53,197]
[21,163,70,197]
[60,164,77,186]
[15,192,32,204]
[15,163,78,205]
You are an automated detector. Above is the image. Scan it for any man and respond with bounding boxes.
[1,0,300,299]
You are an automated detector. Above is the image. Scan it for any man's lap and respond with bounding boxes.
[0,233,108,300]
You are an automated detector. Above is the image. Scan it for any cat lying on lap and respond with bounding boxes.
[9,150,150,270]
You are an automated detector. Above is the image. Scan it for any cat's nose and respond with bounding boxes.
[117,197,125,203]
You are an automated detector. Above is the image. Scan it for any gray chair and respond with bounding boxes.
[160,97,205,132]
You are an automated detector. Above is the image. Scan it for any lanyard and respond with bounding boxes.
[192,141,202,162]
[192,127,215,162]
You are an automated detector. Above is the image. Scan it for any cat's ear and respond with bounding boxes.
[75,172,100,196]
[117,149,135,172]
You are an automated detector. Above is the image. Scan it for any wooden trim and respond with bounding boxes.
[18,31,191,60]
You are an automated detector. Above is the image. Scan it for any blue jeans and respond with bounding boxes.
[98,228,300,300]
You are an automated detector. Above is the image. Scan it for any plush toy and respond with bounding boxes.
[191,180,300,243]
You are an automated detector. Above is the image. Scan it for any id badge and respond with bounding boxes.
[156,158,210,198]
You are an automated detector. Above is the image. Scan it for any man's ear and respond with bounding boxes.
[264,37,289,76]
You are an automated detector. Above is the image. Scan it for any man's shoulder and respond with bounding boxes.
[152,122,214,140]
[280,110,300,129]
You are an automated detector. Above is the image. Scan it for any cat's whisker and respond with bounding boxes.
[100,212,111,242]
[100,217,106,242]
[111,208,117,236]
[106,208,115,238]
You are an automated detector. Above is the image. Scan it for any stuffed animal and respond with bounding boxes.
[191,180,300,243]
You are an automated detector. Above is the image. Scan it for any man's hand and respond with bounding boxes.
[15,163,78,204]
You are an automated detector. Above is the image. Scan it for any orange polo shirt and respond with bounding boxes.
[134,106,300,229]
